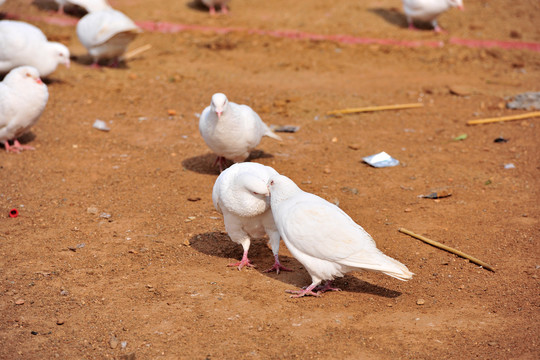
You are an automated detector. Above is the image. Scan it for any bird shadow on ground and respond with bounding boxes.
[190,232,402,298]
[369,7,437,30]
[32,0,88,16]
[182,150,274,175]
[70,54,130,69]
[368,8,408,29]
[186,1,208,13]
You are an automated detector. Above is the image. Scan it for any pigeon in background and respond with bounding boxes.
[199,93,282,172]
[0,66,49,153]
[212,163,292,273]
[55,0,111,14]
[403,0,464,32]
[268,174,414,297]
[200,0,230,15]
[0,0,5,7]
[0,20,70,77]
[76,9,141,67]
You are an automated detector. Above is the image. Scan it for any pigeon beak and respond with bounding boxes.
[216,111,222,119]
[65,59,71,68]
[35,78,43,85]
[458,5,464,10]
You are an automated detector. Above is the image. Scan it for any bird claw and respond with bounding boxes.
[227,259,254,270]
[263,262,293,275]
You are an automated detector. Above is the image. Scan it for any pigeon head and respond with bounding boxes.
[52,42,71,68]
[268,174,302,205]
[448,0,464,10]
[238,173,270,197]
[211,93,229,119]
[6,66,44,86]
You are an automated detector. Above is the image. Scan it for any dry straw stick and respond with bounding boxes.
[398,228,495,272]
[467,111,540,125]
[121,44,152,61]
[326,103,423,116]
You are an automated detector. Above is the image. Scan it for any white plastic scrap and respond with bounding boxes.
[93,119,110,132]
[363,151,399,168]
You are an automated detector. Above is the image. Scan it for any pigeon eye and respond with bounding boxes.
[25,73,31,77]
[270,180,274,186]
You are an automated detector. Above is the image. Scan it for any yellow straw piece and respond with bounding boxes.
[326,103,423,116]
[398,228,495,272]
[121,44,153,61]
[467,111,540,125]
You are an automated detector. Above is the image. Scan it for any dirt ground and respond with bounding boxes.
[1,0,539,359]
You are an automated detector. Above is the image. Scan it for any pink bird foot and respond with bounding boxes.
[264,255,293,274]
[4,140,35,153]
[209,6,217,15]
[408,23,418,31]
[228,251,254,270]
[314,281,342,293]
[220,5,229,14]
[286,284,321,298]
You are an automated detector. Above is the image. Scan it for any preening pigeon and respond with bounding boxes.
[268,174,414,297]
[0,66,49,153]
[0,20,70,77]
[212,163,292,273]
[199,93,282,172]
[55,0,111,14]
[200,0,230,15]
[402,0,464,32]
[76,9,141,67]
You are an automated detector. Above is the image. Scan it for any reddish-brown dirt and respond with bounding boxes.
[1,0,539,359]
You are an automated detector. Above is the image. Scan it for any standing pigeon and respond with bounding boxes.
[0,66,49,153]
[200,0,230,15]
[0,20,70,77]
[199,93,282,172]
[268,174,414,297]
[76,9,141,67]
[403,0,464,32]
[212,162,292,273]
[55,0,111,14]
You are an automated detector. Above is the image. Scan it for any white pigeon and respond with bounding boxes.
[0,20,70,77]
[0,66,49,153]
[403,0,464,32]
[199,93,282,172]
[55,0,111,14]
[0,0,5,7]
[76,9,141,67]
[268,174,414,297]
[201,0,231,15]
[212,162,292,273]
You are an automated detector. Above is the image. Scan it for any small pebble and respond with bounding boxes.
[323,167,331,174]
[87,206,98,215]
[56,319,64,325]
[15,299,25,305]
[109,335,119,349]
[348,143,360,150]
[417,299,425,305]
[404,208,412,212]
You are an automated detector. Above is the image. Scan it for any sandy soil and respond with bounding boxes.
[1,0,539,359]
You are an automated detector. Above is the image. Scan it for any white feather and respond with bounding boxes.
[269,174,413,293]
[0,20,70,77]
[403,0,463,29]
[213,163,283,266]
[76,9,140,64]
[0,66,49,148]
[199,93,281,163]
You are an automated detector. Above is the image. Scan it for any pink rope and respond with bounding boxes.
[6,13,540,52]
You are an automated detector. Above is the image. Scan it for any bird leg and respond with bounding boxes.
[220,5,229,14]
[264,254,293,274]
[209,6,217,15]
[286,283,321,298]
[213,156,227,172]
[228,250,254,270]
[314,281,342,293]
[4,140,35,153]
[431,20,445,33]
